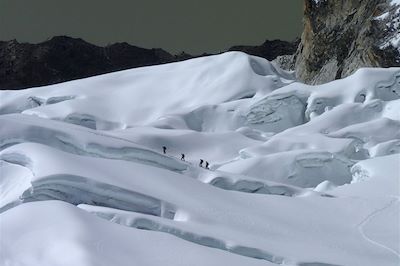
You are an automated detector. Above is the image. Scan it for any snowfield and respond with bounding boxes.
[0,52,399,266]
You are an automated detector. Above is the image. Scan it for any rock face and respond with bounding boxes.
[295,0,400,85]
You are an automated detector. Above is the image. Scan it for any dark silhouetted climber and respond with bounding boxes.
[181,154,185,161]
[162,146,167,154]
[360,93,366,103]
[199,159,204,167]
[205,161,210,169]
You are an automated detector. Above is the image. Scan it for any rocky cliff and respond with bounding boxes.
[294,0,400,84]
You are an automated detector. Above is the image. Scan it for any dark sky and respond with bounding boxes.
[0,0,303,54]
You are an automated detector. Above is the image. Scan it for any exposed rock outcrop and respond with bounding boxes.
[294,0,400,84]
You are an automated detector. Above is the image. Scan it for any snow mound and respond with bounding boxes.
[332,154,400,197]
[0,52,293,129]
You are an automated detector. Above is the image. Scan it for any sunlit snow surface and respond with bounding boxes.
[0,52,399,266]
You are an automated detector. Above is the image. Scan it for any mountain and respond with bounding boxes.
[294,0,400,84]
[2,0,400,90]
[0,36,297,90]
[1,52,399,266]
[0,36,178,90]
[228,39,300,61]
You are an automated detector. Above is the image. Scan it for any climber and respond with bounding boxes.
[359,93,366,103]
[162,146,167,154]
[199,159,204,167]
[181,154,185,161]
[205,161,210,169]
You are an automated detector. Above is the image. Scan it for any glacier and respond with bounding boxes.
[0,52,399,266]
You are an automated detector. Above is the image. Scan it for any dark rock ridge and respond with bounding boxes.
[0,36,297,90]
[294,0,400,84]
[0,36,180,90]
[228,39,300,61]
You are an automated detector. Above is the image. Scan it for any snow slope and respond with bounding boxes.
[1,52,399,266]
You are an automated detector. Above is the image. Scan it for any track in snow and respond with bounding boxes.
[357,197,400,259]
